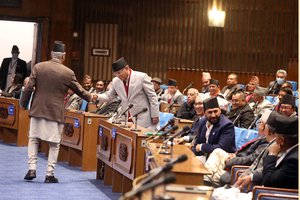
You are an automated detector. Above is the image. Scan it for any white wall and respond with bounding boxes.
[0,20,35,64]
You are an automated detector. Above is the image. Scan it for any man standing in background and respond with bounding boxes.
[0,45,27,91]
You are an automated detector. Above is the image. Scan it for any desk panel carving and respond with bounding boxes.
[61,114,83,150]
[114,133,133,175]
[0,102,16,126]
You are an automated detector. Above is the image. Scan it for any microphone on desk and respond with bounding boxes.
[247,113,262,129]
[121,174,176,200]
[251,101,259,111]
[119,103,133,117]
[164,154,188,169]
[163,126,190,144]
[138,154,187,187]
[268,81,277,94]
[182,82,194,94]
[232,110,245,125]
[128,107,148,120]
[155,118,175,135]
[108,100,122,123]
[146,118,175,141]
[153,125,179,140]
[112,99,122,114]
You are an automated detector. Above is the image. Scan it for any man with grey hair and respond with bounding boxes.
[267,69,287,95]
[249,86,274,116]
[176,88,199,119]
[21,41,92,183]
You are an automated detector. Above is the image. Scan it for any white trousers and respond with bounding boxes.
[28,137,60,176]
[204,148,229,183]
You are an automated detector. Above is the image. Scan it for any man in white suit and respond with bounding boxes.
[93,57,159,130]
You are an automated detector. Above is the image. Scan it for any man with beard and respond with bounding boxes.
[192,97,236,163]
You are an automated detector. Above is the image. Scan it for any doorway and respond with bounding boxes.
[0,19,38,74]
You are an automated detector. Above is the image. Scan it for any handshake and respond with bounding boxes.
[91,93,98,102]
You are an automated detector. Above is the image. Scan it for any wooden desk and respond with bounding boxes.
[160,102,180,114]
[174,117,193,130]
[146,143,210,185]
[0,97,29,146]
[58,110,105,171]
[96,119,150,193]
[139,184,213,200]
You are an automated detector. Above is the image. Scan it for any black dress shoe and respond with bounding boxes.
[24,170,36,180]
[44,175,59,183]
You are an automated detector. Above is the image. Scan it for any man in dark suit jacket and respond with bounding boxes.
[233,111,295,190]
[0,45,27,91]
[220,73,241,100]
[226,90,254,128]
[192,97,236,161]
[262,113,298,189]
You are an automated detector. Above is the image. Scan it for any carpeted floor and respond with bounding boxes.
[0,141,121,200]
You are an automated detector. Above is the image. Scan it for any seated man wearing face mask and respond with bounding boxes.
[267,69,287,95]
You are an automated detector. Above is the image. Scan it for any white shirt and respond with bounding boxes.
[5,58,18,91]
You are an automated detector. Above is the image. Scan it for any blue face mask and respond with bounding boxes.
[276,78,285,85]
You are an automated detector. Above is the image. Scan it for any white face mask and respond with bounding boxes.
[276,77,285,85]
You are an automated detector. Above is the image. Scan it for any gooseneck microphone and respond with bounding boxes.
[168,100,178,109]
[119,104,133,116]
[112,99,122,114]
[130,108,148,132]
[247,113,262,129]
[268,81,277,94]
[182,82,194,94]
[155,118,175,135]
[129,108,148,120]
[153,125,179,140]
[232,110,245,125]
[163,126,190,144]
[251,101,259,111]
[138,154,187,187]
[121,174,176,200]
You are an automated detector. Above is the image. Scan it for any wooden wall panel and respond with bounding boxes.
[72,0,298,83]
[83,23,117,81]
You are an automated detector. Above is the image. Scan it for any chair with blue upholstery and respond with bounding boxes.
[230,165,253,192]
[159,112,174,128]
[234,127,259,150]
[252,186,298,200]
[265,96,279,105]
[160,84,168,91]
[293,91,298,99]
[80,100,88,111]
[238,84,245,90]
[287,81,298,92]
[183,95,187,102]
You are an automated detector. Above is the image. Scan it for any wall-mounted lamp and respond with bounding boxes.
[208,7,226,27]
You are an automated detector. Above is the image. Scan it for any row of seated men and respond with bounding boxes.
[154,70,297,129]
[172,96,298,192]
[148,70,298,192]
